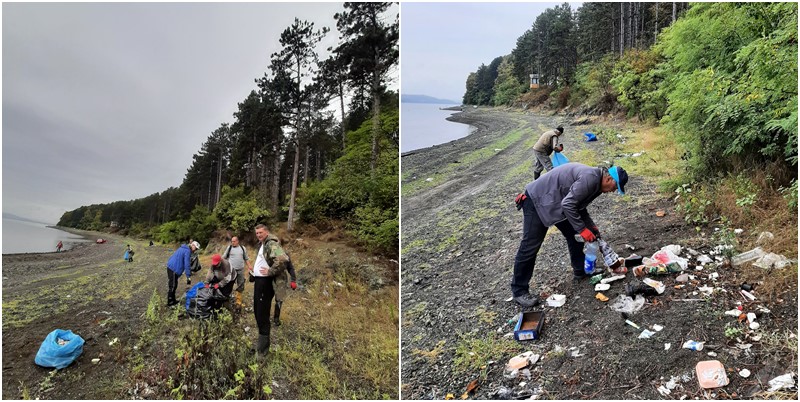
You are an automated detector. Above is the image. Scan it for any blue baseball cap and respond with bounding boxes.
[608,166,628,195]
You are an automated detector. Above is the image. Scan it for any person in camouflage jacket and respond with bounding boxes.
[248,224,288,355]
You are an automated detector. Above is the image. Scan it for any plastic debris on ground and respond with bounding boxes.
[676,273,689,283]
[732,247,766,266]
[767,373,796,392]
[756,231,774,245]
[546,294,566,307]
[594,283,611,291]
[638,329,655,339]
[696,360,729,389]
[609,295,645,313]
[697,285,714,296]
[600,275,625,284]
[505,351,539,378]
[34,329,86,369]
[733,228,744,234]
[738,369,751,378]
[664,343,671,350]
[683,340,704,351]
[753,252,791,269]
[588,274,604,285]
[642,278,666,294]
[652,324,664,332]
[651,246,689,270]
[697,255,713,264]
[595,293,609,302]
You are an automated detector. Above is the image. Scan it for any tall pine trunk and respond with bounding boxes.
[272,145,280,217]
[287,140,300,232]
[303,143,310,184]
[339,83,347,150]
[370,68,381,172]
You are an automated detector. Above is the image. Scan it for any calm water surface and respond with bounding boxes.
[401,102,473,153]
[2,218,90,254]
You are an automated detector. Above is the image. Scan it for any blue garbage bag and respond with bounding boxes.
[123,250,129,261]
[552,152,569,167]
[185,282,206,310]
[584,132,597,142]
[34,329,85,369]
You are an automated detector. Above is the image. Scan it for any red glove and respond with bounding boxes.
[213,283,219,289]
[579,228,597,243]
[204,283,210,288]
[290,281,297,290]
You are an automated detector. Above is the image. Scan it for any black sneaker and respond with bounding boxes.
[273,318,281,327]
[512,293,541,307]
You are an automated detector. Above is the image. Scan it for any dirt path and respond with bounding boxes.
[400,108,798,399]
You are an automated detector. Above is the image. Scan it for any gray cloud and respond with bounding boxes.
[3,2,354,223]
[401,2,582,102]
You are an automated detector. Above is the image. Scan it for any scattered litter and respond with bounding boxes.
[588,274,604,285]
[767,373,796,392]
[595,293,609,302]
[750,334,762,342]
[738,369,751,378]
[676,274,689,283]
[584,132,597,142]
[732,247,766,266]
[709,272,719,281]
[625,244,636,251]
[652,247,689,270]
[665,343,671,350]
[652,324,664,332]
[333,281,344,287]
[753,253,791,270]
[756,305,771,314]
[707,352,717,357]
[697,255,713,264]
[610,295,646,313]
[756,231,774,245]
[34,329,85,369]
[683,340,704,351]
[546,294,566,307]
[505,296,514,302]
[656,210,666,217]
[740,289,756,301]
[642,278,666,294]
[624,318,641,330]
[733,228,744,234]
[594,283,611,291]
[109,337,119,346]
[91,358,100,364]
[464,379,479,397]
[724,309,741,317]
[695,266,704,271]
[57,338,70,346]
[569,347,584,357]
[518,381,527,387]
[244,326,251,333]
[506,351,538,371]
[639,329,656,339]
[741,283,754,291]
[521,368,531,380]
[600,275,625,284]
[446,393,455,400]
[698,285,714,296]
[736,343,753,350]
[696,360,729,388]
[657,385,671,396]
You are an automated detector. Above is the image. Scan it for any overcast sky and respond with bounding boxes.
[402,2,582,102]
[3,2,389,224]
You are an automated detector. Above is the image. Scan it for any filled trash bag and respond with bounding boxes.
[186,284,228,319]
[584,132,597,142]
[34,329,85,369]
[552,152,569,167]
[123,250,130,261]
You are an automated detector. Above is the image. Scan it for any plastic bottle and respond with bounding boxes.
[584,241,599,275]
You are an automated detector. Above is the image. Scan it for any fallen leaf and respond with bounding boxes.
[465,380,479,394]
[446,393,455,400]
[461,392,469,400]
[738,314,747,323]
[656,210,666,217]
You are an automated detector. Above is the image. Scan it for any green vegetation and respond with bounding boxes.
[453,333,517,375]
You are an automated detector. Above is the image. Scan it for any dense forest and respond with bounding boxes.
[58,2,399,256]
[463,2,797,194]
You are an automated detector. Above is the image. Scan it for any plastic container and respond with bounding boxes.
[584,242,599,275]
[683,340,704,351]
[513,311,546,341]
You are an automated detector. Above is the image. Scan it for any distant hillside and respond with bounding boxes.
[3,212,50,225]
[402,94,460,104]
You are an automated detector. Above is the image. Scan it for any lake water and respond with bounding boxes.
[2,218,90,254]
[401,102,473,153]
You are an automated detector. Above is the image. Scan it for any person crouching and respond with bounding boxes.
[204,253,238,309]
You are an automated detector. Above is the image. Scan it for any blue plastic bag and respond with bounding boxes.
[185,282,206,310]
[34,329,85,369]
[584,132,597,142]
[123,250,129,261]
[552,152,569,167]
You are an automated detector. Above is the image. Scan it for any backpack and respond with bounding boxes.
[223,245,248,261]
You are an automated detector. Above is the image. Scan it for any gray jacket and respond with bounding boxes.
[524,163,601,232]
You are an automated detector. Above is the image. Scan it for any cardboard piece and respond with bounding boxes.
[514,311,545,341]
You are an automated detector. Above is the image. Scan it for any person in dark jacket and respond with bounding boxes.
[204,254,238,309]
[166,240,200,307]
[511,163,628,307]
[532,126,564,180]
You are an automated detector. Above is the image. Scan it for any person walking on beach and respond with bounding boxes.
[56,241,63,252]
[272,254,298,327]
[511,163,628,307]
[532,126,564,180]
[222,236,251,311]
[165,240,201,307]
[249,224,288,355]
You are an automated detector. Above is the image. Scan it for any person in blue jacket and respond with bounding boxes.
[166,240,201,307]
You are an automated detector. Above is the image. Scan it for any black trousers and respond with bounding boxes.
[511,195,585,297]
[253,277,275,337]
[167,268,179,304]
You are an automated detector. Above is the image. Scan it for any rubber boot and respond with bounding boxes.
[273,301,282,327]
[256,335,270,355]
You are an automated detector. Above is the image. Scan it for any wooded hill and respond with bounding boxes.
[463,2,797,192]
[58,2,399,257]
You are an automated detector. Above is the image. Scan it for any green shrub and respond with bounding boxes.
[609,48,667,121]
[213,185,270,235]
